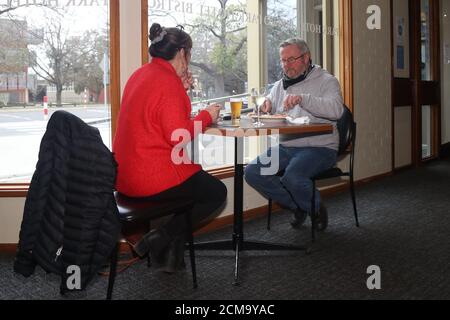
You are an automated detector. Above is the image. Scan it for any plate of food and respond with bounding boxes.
[249,113,288,124]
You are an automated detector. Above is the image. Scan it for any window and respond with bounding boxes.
[266,0,298,85]
[0,2,111,183]
[146,0,341,170]
[266,0,339,85]
[421,105,432,159]
[148,0,249,170]
[0,0,347,190]
[420,0,432,81]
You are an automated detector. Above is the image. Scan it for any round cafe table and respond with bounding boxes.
[193,117,334,285]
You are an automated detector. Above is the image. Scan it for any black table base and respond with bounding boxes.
[194,237,310,285]
[193,136,310,285]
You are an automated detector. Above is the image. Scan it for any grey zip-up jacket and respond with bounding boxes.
[267,65,344,151]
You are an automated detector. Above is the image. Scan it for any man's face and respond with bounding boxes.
[279,44,310,79]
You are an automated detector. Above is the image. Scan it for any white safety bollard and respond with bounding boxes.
[43,96,49,120]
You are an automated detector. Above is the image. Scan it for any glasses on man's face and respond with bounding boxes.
[280,53,306,65]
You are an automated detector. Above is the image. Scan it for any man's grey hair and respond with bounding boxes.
[279,38,310,54]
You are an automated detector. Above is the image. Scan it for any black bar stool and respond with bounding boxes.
[106,192,196,300]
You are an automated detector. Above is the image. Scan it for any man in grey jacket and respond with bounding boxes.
[245,38,344,229]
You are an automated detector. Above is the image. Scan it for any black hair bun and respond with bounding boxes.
[149,23,163,41]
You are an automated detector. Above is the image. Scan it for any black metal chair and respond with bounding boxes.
[267,105,359,241]
[106,192,197,300]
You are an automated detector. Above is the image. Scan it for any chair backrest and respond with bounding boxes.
[337,105,355,155]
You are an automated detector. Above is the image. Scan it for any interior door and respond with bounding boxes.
[411,0,441,164]
[392,0,441,169]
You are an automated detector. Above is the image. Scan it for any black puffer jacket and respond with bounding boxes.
[14,111,120,291]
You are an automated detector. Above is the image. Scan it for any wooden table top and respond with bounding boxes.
[206,118,333,137]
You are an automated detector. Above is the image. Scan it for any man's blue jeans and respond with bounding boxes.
[245,146,337,214]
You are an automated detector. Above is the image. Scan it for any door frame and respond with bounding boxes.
[392,0,441,170]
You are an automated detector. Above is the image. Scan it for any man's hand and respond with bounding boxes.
[283,95,302,111]
[205,103,222,123]
[260,99,272,114]
[181,70,194,91]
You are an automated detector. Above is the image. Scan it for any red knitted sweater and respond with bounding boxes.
[113,58,212,197]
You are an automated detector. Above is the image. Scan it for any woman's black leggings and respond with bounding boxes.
[141,170,227,238]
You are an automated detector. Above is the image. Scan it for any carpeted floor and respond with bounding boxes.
[1,160,450,300]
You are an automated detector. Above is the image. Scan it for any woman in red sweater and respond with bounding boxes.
[113,23,227,273]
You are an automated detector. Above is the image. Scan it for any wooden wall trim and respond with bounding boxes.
[110,0,121,140]
[0,244,17,255]
[409,0,441,166]
[432,0,441,154]
[420,81,441,105]
[431,0,441,83]
[141,0,149,65]
[391,0,395,172]
[0,168,237,198]
[339,0,353,111]
[410,0,421,167]
[393,78,414,106]
[207,166,235,180]
[0,185,28,198]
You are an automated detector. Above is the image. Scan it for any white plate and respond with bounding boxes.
[250,115,288,124]
[215,121,240,128]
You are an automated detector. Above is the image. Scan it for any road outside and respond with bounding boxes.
[0,105,111,183]
[0,105,239,183]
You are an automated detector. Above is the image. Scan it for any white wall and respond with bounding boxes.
[393,0,412,169]
[393,0,410,79]
[395,107,412,168]
[352,0,392,180]
[0,198,25,243]
[119,0,142,98]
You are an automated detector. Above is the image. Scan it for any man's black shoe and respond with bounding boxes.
[290,208,308,229]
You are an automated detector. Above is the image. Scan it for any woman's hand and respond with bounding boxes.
[205,104,222,124]
[181,69,194,91]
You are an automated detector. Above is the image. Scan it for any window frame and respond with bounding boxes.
[0,0,353,197]
[0,0,119,197]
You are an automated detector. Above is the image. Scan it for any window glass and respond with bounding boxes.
[149,0,249,169]
[266,0,297,84]
[266,0,339,85]
[149,0,248,101]
[421,105,432,159]
[148,0,340,170]
[0,2,110,183]
[420,0,432,81]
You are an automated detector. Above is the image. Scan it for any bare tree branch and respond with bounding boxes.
[190,61,216,76]
[228,26,246,34]
[232,37,247,56]
[30,55,55,83]
[203,24,223,41]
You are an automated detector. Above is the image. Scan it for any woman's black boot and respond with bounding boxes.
[162,236,186,274]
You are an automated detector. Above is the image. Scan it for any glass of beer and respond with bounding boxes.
[230,98,243,121]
